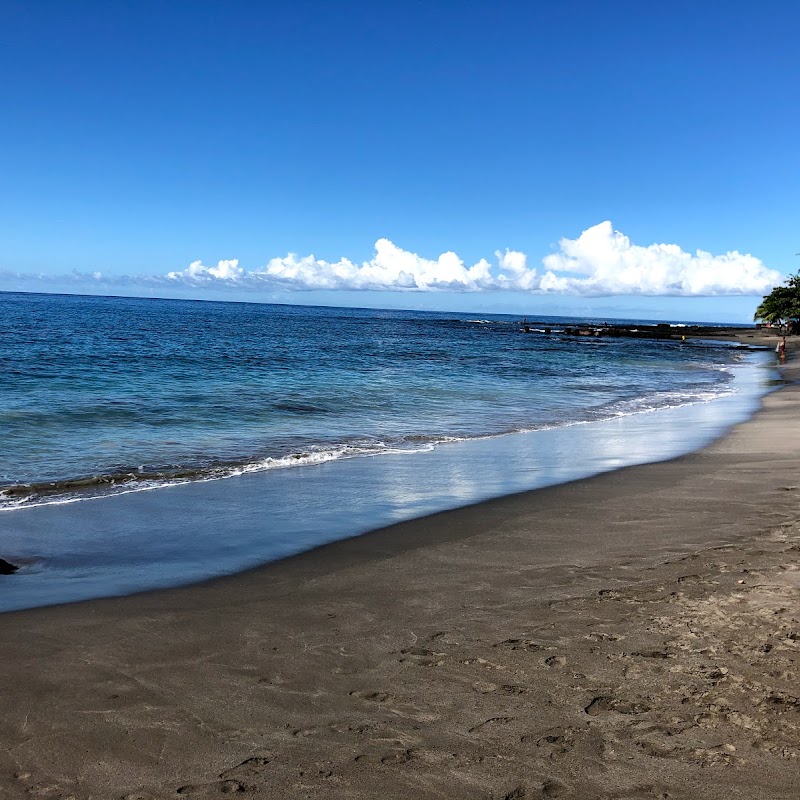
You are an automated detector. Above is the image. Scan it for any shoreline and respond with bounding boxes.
[0,330,759,516]
[1,331,798,798]
[0,340,772,613]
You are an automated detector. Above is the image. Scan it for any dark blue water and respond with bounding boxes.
[1,292,751,510]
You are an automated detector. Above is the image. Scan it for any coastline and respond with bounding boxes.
[0,336,772,613]
[0,310,760,516]
[1,332,798,798]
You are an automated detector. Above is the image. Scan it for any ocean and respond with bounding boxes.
[0,291,774,611]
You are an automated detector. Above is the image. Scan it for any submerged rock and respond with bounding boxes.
[0,558,20,575]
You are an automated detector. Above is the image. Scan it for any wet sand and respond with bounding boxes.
[1,331,798,799]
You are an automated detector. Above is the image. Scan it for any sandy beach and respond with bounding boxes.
[1,331,798,800]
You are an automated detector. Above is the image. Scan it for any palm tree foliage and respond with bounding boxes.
[754,273,800,325]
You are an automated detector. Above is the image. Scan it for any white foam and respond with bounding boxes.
[0,362,757,513]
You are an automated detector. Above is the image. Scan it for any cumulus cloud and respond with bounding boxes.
[167,259,244,282]
[161,223,779,297]
[2,222,781,297]
[165,238,503,292]
[540,222,780,296]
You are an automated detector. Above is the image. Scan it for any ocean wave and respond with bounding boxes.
[0,437,455,511]
[606,387,735,417]
[0,382,740,512]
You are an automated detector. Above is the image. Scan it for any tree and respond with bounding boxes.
[754,272,800,327]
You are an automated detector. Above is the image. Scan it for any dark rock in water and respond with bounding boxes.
[523,319,750,342]
[0,558,20,575]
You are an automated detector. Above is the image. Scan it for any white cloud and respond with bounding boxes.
[2,222,781,297]
[166,239,506,292]
[540,221,780,296]
[166,259,244,282]
[163,223,779,296]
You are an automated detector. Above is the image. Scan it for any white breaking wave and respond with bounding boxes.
[0,381,741,513]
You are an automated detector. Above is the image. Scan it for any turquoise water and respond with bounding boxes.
[0,291,773,611]
[1,292,749,508]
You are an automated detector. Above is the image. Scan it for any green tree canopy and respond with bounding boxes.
[754,273,800,324]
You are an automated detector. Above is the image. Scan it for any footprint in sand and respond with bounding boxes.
[380,748,413,765]
[526,729,575,756]
[613,699,652,714]
[500,683,529,694]
[496,638,548,652]
[605,784,675,799]
[400,646,438,657]
[349,689,394,703]
[629,649,672,660]
[427,630,460,645]
[501,780,568,799]
[292,727,318,737]
[468,716,515,733]
[176,780,248,795]
[472,681,529,695]
[176,757,275,795]
[586,631,623,642]
[676,574,706,584]
[541,779,569,797]
[758,691,800,710]
[628,721,691,737]
[398,645,445,667]
[584,696,616,715]
[328,719,378,735]
[525,727,608,761]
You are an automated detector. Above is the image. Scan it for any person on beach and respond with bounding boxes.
[776,336,786,361]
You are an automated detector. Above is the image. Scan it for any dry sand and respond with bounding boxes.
[1,331,798,800]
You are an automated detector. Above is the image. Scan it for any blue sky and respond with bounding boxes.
[1,0,798,322]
